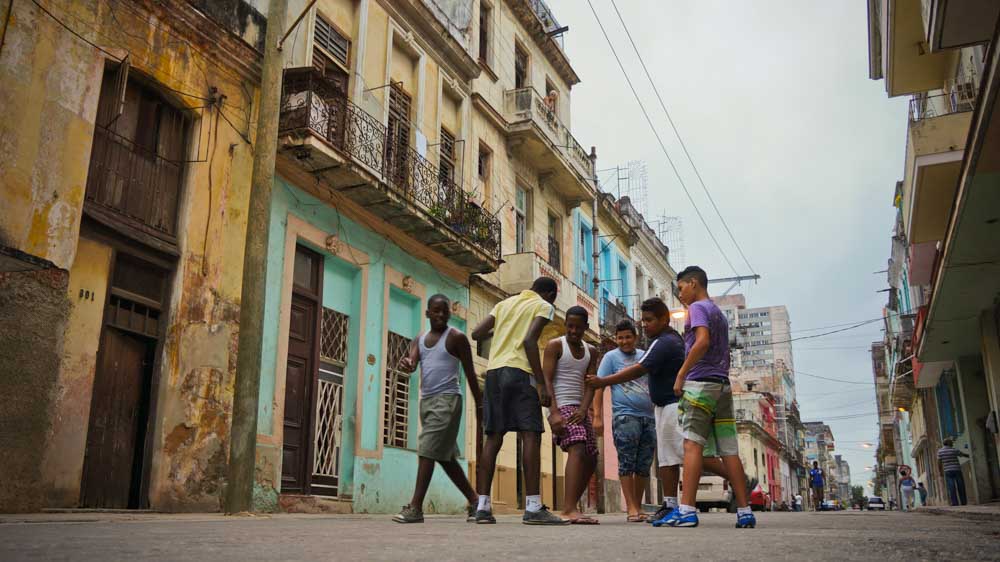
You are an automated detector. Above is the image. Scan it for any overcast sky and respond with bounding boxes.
[547,0,908,488]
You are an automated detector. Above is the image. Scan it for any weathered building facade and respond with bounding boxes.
[0,0,265,511]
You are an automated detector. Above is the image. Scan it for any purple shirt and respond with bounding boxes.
[683,299,730,381]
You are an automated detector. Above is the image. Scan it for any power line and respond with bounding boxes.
[584,0,740,276]
[770,318,885,345]
[606,0,756,276]
[31,0,121,60]
[792,368,874,386]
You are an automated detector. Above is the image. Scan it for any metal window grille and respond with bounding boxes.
[383,331,411,448]
[312,307,349,496]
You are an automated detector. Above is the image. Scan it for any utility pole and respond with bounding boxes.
[226,0,288,514]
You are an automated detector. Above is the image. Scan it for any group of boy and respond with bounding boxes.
[391,266,756,529]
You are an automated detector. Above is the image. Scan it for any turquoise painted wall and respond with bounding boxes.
[258,177,473,514]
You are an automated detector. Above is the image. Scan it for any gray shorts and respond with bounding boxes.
[417,393,463,462]
[483,367,544,435]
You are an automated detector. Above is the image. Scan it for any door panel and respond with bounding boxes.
[81,328,151,508]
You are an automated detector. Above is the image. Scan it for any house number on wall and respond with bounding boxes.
[78,289,96,301]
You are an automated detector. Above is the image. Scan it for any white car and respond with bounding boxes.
[694,475,732,512]
[867,496,886,511]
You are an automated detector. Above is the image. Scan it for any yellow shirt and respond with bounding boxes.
[486,290,555,373]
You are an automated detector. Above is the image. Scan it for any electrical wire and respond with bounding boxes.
[792,369,874,386]
[584,0,741,276]
[31,0,121,60]
[606,0,757,275]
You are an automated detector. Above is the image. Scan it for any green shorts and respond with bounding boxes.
[677,380,738,457]
[417,393,463,462]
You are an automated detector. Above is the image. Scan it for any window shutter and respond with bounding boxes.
[314,15,349,68]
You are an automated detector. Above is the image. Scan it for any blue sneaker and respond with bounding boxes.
[653,508,699,527]
[736,511,756,528]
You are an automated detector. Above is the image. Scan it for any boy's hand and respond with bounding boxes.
[585,374,604,389]
[566,408,585,425]
[538,387,551,408]
[593,415,604,436]
[673,378,685,397]
[548,411,567,436]
[399,356,417,373]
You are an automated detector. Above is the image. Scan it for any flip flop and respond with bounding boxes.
[626,514,647,523]
[570,516,600,525]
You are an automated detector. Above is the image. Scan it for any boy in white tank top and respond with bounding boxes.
[542,306,599,524]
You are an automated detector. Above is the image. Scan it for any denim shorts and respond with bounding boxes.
[611,414,656,477]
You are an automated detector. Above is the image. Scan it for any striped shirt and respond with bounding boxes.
[937,446,963,472]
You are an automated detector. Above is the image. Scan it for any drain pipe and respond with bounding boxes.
[589,146,605,514]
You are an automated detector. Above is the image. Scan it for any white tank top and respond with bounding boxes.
[553,336,591,407]
[419,327,461,397]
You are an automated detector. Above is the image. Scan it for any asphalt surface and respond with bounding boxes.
[2,510,998,561]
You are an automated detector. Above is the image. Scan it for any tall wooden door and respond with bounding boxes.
[282,245,323,494]
[81,329,152,508]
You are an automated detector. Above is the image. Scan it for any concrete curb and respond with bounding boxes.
[916,506,1000,522]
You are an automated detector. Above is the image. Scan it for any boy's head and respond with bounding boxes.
[564,306,588,344]
[426,294,451,330]
[615,319,638,354]
[639,297,671,339]
[812,461,819,468]
[676,265,709,306]
[943,438,954,447]
[531,276,558,304]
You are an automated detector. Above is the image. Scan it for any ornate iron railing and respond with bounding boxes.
[280,68,501,261]
[504,87,594,181]
[602,298,630,336]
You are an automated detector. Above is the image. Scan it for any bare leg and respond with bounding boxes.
[680,439,705,507]
[477,433,504,496]
[439,458,478,505]
[635,476,649,511]
[409,457,436,510]
[659,465,680,500]
[561,444,595,519]
[620,475,637,517]
[722,454,749,508]
[702,457,728,479]
[519,431,541,497]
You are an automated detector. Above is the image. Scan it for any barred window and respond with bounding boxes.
[383,331,411,448]
[313,307,349,496]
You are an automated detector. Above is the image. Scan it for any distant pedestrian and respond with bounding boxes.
[471,277,566,525]
[938,438,970,506]
[917,482,928,506]
[393,295,483,524]
[809,461,825,511]
[794,493,803,512]
[542,306,599,524]
[899,473,916,511]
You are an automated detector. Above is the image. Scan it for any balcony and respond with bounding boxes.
[507,0,578,86]
[497,252,599,335]
[503,87,595,201]
[277,68,500,273]
[869,0,957,97]
[922,0,999,51]
[901,92,973,248]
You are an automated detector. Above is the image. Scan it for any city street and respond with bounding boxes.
[2,511,997,561]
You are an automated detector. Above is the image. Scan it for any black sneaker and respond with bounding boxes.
[475,509,497,524]
[466,503,477,523]
[522,505,569,525]
[649,503,671,524]
[392,505,424,523]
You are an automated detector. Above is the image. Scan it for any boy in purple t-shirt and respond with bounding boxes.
[661,266,754,529]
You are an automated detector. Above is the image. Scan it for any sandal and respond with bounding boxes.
[570,516,600,525]
[626,514,647,523]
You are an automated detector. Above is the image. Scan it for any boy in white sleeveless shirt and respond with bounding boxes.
[393,295,483,524]
[542,306,599,524]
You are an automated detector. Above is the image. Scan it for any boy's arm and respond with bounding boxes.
[524,316,552,405]
[449,330,482,406]
[569,346,599,425]
[542,339,565,435]
[399,335,421,373]
[588,362,647,388]
[471,315,495,341]
[674,326,710,396]
[592,388,605,436]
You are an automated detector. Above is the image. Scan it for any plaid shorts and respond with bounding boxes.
[552,405,598,457]
[677,380,739,457]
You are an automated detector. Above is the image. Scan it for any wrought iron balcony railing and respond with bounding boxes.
[908,90,975,121]
[279,68,501,261]
[504,87,594,181]
[601,298,630,336]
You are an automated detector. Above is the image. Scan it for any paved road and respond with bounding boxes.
[2,510,997,561]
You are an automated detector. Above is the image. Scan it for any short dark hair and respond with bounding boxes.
[566,305,588,323]
[427,293,450,308]
[531,276,558,294]
[640,297,669,318]
[943,438,953,447]
[615,319,637,334]
[677,265,708,288]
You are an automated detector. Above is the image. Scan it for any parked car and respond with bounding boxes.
[749,483,771,512]
[867,496,886,511]
[694,475,732,512]
[819,500,840,511]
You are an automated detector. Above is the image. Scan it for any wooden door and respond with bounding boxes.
[282,245,323,494]
[80,328,153,508]
[386,84,412,189]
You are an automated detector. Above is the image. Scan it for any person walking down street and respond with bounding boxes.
[938,439,970,506]
[899,473,917,512]
[794,493,803,512]
[471,277,566,525]
[809,462,825,511]
[543,307,600,524]
[393,295,483,524]
[917,482,928,506]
